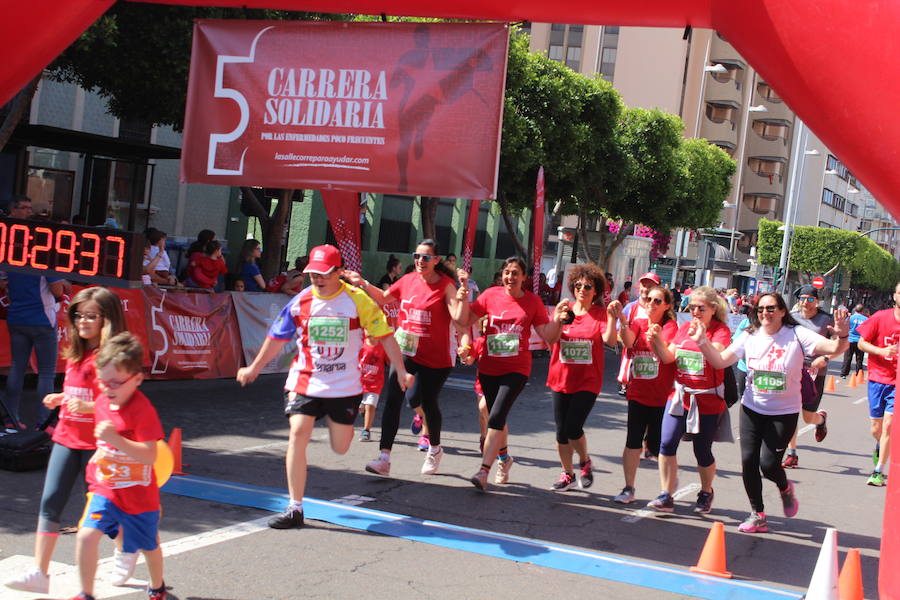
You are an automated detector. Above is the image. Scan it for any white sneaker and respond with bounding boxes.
[109,549,139,586]
[365,455,391,477]
[495,456,514,484]
[421,446,443,475]
[4,566,49,593]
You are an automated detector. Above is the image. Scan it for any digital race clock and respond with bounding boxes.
[0,218,145,288]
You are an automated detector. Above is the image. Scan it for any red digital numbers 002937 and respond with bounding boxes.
[0,222,126,277]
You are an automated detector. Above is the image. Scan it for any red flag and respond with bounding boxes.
[532,167,545,294]
[462,199,480,272]
[321,190,363,273]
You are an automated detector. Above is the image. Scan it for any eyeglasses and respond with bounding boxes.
[757,305,778,313]
[413,253,435,262]
[98,373,138,389]
[799,297,817,303]
[688,304,707,313]
[574,283,593,291]
[73,312,101,322]
[649,297,664,306]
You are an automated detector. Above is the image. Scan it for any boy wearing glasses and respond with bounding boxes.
[783,285,832,467]
[74,332,167,600]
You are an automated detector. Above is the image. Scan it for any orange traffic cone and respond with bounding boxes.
[168,427,186,475]
[690,521,733,578]
[838,548,864,600]
[847,372,858,388]
[860,370,868,383]
[824,375,836,393]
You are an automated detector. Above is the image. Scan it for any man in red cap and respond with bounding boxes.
[237,244,414,529]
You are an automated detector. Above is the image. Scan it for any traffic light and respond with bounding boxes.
[773,266,784,289]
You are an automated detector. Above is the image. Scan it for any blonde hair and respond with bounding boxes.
[690,286,729,323]
[63,287,127,363]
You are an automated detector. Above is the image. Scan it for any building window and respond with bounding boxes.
[748,157,786,182]
[378,195,414,253]
[547,24,583,72]
[818,221,832,228]
[566,46,582,70]
[742,193,779,215]
[549,45,564,61]
[604,26,620,35]
[848,203,858,217]
[752,119,790,144]
[705,102,736,128]
[756,81,782,103]
[821,188,846,212]
[118,118,152,143]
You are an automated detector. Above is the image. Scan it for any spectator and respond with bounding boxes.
[187,229,216,257]
[618,281,632,305]
[378,255,403,290]
[146,229,176,286]
[445,253,458,273]
[142,240,162,286]
[231,278,246,292]
[237,239,266,291]
[9,195,33,219]
[294,255,309,272]
[538,272,554,304]
[71,214,86,225]
[492,270,502,287]
[186,240,228,290]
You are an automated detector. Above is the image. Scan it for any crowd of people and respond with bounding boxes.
[1,228,895,599]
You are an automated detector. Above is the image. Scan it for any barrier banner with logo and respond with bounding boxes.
[231,291,297,375]
[143,287,242,379]
[181,20,509,199]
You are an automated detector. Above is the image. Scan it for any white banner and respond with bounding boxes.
[230,291,298,374]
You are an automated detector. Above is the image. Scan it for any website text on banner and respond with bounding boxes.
[143,287,242,380]
[181,21,509,200]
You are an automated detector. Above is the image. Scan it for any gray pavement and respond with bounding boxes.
[0,350,885,599]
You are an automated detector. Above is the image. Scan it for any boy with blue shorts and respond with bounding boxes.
[73,332,166,600]
[856,283,900,486]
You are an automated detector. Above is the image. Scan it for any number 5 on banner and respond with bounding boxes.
[206,26,274,176]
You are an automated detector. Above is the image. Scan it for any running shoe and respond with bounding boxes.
[417,435,430,451]
[814,410,828,442]
[4,566,49,593]
[738,512,769,533]
[358,429,371,442]
[643,449,658,461]
[365,455,391,477]
[693,489,715,514]
[421,446,443,475]
[873,445,880,466]
[67,594,96,600]
[613,486,636,504]
[470,469,489,491]
[411,414,423,435]
[148,584,168,600]
[867,470,887,486]
[495,456,514,484]
[782,453,799,469]
[618,385,627,396]
[578,459,594,489]
[551,472,577,491]
[647,491,675,513]
[780,481,799,517]
[109,549,139,586]
[268,508,304,529]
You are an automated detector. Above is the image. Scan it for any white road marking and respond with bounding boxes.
[0,516,270,599]
[621,483,701,523]
[854,396,868,405]
[214,441,288,456]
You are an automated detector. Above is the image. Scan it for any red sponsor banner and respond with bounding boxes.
[532,166,545,294]
[142,287,242,380]
[181,21,509,200]
[321,190,363,273]
[461,199,480,272]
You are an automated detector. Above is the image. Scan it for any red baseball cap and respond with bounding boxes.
[639,272,661,286]
[303,245,342,274]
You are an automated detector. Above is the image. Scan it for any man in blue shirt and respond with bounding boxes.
[841,304,868,378]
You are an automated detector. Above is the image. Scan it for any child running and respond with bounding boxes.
[237,245,412,528]
[359,333,389,442]
[4,287,126,595]
[73,332,167,600]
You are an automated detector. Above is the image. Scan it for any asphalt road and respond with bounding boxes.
[0,350,886,599]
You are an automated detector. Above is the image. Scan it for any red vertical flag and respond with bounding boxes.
[462,199,480,273]
[321,190,363,273]
[532,167,545,294]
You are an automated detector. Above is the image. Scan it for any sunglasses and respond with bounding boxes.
[688,304,707,312]
[574,283,594,291]
[648,297,664,306]
[99,372,139,390]
[73,312,102,322]
[799,296,817,303]
[413,253,435,262]
[757,305,778,313]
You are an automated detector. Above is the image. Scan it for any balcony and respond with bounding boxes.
[745,156,788,196]
[705,73,742,104]
[701,101,739,146]
[742,193,780,216]
[748,119,791,160]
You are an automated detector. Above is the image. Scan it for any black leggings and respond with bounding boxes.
[552,390,597,444]
[625,400,664,454]
[739,404,798,513]
[479,372,528,431]
[379,357,451,450]
[841,342,865,377]
[39,443,93,533]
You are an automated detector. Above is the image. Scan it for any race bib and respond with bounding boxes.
[487,333,520,357]
[394,328,419,356]
[632,352,660,380]
[675,349,704,376]
[560,340,592,364]
[308,317,349,346]
[753,370,786,392]
[94,450,152,489]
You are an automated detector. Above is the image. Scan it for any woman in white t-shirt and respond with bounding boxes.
[689,292,848,534]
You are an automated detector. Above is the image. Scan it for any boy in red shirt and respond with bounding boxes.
[358,334,389,442]
[73,333,166,600]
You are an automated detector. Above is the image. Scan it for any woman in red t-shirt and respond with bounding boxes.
[345,239,462,478]
[543,263,618,492]
[609,285,678,505]
[646,286,731,515]
[5,287,125,594]
[456,257,560,491]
